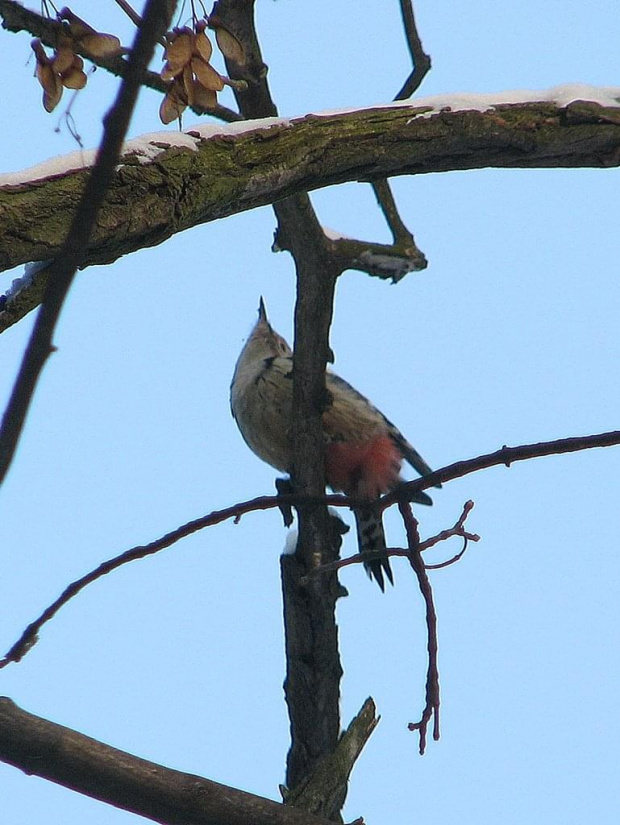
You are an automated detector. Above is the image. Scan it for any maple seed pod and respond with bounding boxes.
[211,23,245,66]
[58,8,94,39]
[58,9,122,57]
[190,81,217,111]
[52,36,76,74]
[79,33,123,58]
[61,56,87,90]
[193,30,213,63]
[191,57,225,92]
[163,28,193,76]
[32,39,63,113]
[159,78,187,125]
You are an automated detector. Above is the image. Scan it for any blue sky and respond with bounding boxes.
[1,2,619,823]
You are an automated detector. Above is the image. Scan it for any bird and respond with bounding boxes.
[230,299,435,590]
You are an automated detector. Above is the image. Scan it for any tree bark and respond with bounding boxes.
[0,698,339,825]
[2,96,619,328]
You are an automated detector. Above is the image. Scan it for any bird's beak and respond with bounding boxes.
[258,297,268,323]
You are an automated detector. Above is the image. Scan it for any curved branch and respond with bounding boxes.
[2,427,617,667]
[399,504,440,755]
[396,0,432,99]
[387,428,620,504]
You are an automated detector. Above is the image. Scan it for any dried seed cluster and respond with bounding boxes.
[30,7,245,124]
[159,19,245,124]
[32,8,123,113]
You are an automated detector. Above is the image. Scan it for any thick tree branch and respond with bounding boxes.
[211,0,351,805]
[0,0,178,487]
[2,94,620,330]
[0,698,339,825]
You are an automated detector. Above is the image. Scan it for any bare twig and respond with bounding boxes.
[0,0,179,488]
[395,0,432,100]
[367,0,432,276]
[399,502,440,755]
[303,500,478,579]
[0,491,301,668]
[388,429,620,504]
[113,0,143,28]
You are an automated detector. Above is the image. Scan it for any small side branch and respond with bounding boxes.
[282,697,379,820]
[362,0,432,280]
[398,503,440,755]
[395,0,432,100]
[303,500,478,580]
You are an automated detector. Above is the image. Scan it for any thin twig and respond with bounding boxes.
[399,502,440,754]
[302,501,478,580]
[0,491,294,667]
[113,0,143,28]
[0,0,178,489]
[386,429,620,505]
[368,1,431,278]
[395,0,431,100]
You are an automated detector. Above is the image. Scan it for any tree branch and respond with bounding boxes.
[1,428,617,668]
[387,428,620,504]
[281,698,379,821]
[365,0,432,277]
[212,0,348,804]
[0,0,179,488]
[2,93,619,330]
[395,0,432,100]
[398,504,440,755]
[0,698,339,825]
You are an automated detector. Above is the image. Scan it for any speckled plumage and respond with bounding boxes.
[231,300,434,589]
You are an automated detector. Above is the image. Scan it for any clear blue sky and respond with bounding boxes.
[1,2,619,823]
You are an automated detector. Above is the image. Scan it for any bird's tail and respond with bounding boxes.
[354,506,394,591]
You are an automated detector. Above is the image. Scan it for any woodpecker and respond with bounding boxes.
[230,299,435,590]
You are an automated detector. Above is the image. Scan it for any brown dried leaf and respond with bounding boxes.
[159,80,187,125]
[214,26,245,66]
[191,81,217,111]
[193,30,213,63]
[191,57,224,92]
[164,30,193,74]
[41,68,63,112]
[61,57,87,90]
[52,37,76,74]
[182,63,194,105]
[80,33,123,58]
[59,8,96,39]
